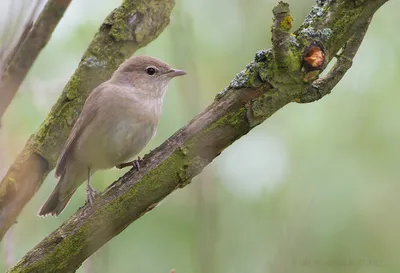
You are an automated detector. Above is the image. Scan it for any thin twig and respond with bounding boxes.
[271,1,292,70]
[3,0,45,69]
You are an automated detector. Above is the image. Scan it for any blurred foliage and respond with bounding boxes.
[1,0,400,272]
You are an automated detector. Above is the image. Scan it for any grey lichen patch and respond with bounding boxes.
[303,5,325,26]
[82,56,108,68]
[254,48,274,82]
[316,0,331,7]
[216,49,273,100]
[320,28,333,41]
[230,69,250,88]
[289,35,300,47]
[255,48,271,62]
[231,49,274,89]
[215,87,229,100]
[229,62,259,89]
[300,27,332,41]
[216,61,261,100]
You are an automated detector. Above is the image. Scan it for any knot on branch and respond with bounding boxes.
[298,19,371,103]
[302,43,325,70]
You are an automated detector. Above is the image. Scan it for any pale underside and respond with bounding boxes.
[56,82,160,198]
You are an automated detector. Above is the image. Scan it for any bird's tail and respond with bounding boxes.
[38,175,75,216]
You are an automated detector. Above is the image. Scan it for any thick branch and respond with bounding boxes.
[7,0,388,272]
[0,0,72,122]
[0,0,175,240]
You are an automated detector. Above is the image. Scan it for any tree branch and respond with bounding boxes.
[299,17,372,103]
[0,0,72,122]
[0,0,175,241]
[7,0,389,272]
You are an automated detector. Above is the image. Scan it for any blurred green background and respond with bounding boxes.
[1,0,400,272]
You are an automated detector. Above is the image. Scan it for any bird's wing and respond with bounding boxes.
[55,85,104,177]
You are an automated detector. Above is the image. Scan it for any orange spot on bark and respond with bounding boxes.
[304,46,325,68]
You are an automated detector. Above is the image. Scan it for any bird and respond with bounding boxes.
[38,56,186,216]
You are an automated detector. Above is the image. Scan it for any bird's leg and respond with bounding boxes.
[116,156,142,171]
[86,166,97,206]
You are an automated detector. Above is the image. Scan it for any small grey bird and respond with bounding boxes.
[39,56,186,216]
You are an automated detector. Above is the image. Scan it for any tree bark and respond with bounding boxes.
[0,0,175,241]
[7,0,389,272]
[0,0,72,122]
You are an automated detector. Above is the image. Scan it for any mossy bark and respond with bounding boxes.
[7,0,389,272]
[0,0,175,240]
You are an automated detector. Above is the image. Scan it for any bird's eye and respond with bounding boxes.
[146,67,156,75]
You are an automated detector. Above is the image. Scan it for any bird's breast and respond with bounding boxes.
[76,94,161,169]
[99,99,160,168]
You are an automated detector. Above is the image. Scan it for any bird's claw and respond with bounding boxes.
[116,156,142,171]
[86,185,98,207]
[133,158,141,171]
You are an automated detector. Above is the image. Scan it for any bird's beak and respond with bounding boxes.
[166,69,187,77]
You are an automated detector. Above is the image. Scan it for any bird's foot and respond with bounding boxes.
[86,185,98,207]
[116,156,142,171]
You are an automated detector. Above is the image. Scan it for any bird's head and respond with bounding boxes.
[111,56,186,98]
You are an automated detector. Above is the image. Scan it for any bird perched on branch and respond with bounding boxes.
[39,56,186,216]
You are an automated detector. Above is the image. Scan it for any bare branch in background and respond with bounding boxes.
[0,0,175,241]
[0,0,44,66]
[7,0,389,272]
[0,0,71,123]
